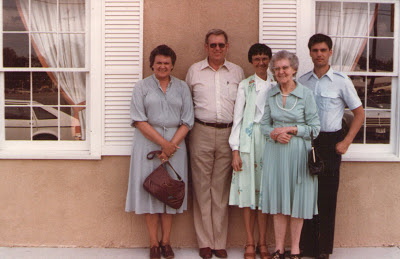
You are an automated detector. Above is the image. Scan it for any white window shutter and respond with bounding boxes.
[259,0,298,54]
[102,0,143,155]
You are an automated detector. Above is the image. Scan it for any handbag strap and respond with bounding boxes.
[147,150,183,181]
[310,131,315,148]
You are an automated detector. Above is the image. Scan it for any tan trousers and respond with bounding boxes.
[189,122,233,249]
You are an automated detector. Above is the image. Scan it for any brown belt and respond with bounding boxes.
[195,118,233,128]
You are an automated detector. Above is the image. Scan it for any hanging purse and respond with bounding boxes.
[308,132,324,176]
[143,150,185,209]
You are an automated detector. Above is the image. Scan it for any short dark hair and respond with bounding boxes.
[205,29,228,44]
[248,43,272,63]
[149,44,177,70]
[308,33,333,50]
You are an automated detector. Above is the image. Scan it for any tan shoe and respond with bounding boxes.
[257,244,272,259]
[244,244,256,259]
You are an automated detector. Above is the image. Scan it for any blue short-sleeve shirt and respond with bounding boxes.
[298,67,362,132]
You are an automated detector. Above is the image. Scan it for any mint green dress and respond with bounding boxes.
[229,75,273,209]
[259,82,320,219]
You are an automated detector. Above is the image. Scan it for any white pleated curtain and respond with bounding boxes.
[17,0,86,139]
[316,2,377,72]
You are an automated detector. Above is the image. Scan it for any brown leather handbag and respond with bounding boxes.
[143,150,185,209]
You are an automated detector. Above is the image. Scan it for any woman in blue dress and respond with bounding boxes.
[260,50,320,259]
[228,43,274,259]
[125,45,194,259]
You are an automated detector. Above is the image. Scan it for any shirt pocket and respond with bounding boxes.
[320,90,341,111]
[221,81,238,101]
[228,83,238,101]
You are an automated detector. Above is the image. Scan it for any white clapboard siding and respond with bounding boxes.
[259,0,297,54]
[102,0,143,155]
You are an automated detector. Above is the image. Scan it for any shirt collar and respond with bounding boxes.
[270,81,304,98]
[311,66,334,81]
[200,58,230,71]
[151,74,173,88]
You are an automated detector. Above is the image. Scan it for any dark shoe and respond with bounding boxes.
[271,250,285,259]
[150,246,161,259]
[244,244,256,259]
[159,242,174,259]
[289,254,302,259]
[199,247,212,259]
[318,254,330,259]
[212,249,228,258]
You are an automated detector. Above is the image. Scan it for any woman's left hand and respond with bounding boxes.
[276,132,292,144]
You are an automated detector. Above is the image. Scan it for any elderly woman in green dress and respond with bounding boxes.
[228,43,274,259]
[260,50,320,259]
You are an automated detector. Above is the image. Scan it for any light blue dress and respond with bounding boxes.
[259,82,320,219]
[125,74,194,214]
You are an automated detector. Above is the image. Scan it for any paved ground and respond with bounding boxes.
[0,246,399,259]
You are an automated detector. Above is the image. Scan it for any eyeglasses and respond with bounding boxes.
[272,66,290,72]
[209,43,226,49]
[253,57,269,63]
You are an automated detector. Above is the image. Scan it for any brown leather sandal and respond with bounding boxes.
[257,243,272,259]
[244,244,256,259]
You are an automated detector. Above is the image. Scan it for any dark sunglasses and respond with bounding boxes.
[209,43,226,49]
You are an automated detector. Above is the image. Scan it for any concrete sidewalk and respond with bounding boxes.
[0,246,399,259]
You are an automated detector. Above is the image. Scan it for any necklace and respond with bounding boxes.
[275,95,298,111]
[280,92,290,97]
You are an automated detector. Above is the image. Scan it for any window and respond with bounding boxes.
[0,0,143,158]
[0,0,94,158]
[2,0,87,141]
[260,0,400,160]
[315,0,399,160]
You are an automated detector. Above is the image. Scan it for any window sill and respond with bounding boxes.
[0,150,101,160]
[343,151,400,162]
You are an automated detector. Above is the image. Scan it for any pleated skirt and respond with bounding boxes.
[259,136,318,219]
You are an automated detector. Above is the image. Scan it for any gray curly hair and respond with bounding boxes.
[270,50,299,75]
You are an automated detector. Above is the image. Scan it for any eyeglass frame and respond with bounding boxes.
[209,43,226,49]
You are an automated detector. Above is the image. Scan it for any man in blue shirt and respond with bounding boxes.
[299,34,365,259]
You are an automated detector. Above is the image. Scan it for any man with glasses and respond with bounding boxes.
[299,33,364,259]
[186,28,244,259]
